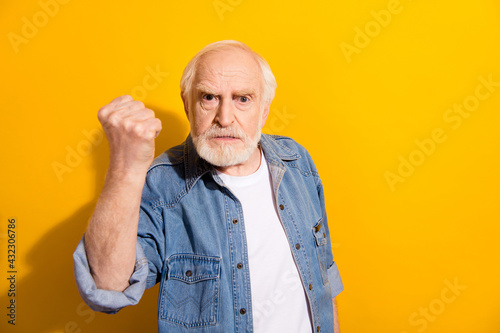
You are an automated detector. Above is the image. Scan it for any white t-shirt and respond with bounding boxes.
[217,151,312,332]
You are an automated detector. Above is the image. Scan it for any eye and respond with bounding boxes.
[238,96,250,103]
[203,94,215,101]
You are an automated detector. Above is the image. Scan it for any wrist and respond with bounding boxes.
[105,165,148,186]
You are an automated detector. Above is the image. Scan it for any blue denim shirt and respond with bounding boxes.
[73,134,343,332]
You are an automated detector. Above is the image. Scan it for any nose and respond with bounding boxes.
[215,97,235,127]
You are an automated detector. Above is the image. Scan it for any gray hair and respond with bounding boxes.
[180,40,277,108]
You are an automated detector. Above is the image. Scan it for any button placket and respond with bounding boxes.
[224,189,252,330]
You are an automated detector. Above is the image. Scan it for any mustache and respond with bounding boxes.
[203,125,247,140]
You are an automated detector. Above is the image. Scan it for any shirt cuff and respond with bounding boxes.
[72,236,149,314]
[327,261,344,298]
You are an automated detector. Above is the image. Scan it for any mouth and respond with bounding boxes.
[212,135,240,141]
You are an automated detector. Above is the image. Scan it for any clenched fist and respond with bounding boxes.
[98,95,162,177]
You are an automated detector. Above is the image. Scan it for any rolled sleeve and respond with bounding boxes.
[72,236,148,314]
[328,261,344,298]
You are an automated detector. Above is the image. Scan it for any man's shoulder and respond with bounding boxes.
[263,133,299,146]
[261,134,313,161]
[261,134,320,180]
[142,141,187,188]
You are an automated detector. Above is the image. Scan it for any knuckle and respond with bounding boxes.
[97,106,109,120]
[132,100,145,109]
[142,129,154,140]
[140,120,160,140]
[122,118,135,131]
[107,112,122,127]
[120,94,133,102]
[132,123,145,136]
[97,111,104,123]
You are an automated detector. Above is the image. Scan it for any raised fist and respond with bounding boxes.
[98,95,162,176]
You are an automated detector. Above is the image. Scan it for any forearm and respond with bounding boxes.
[333,297,340,333]
[84,169,146,291]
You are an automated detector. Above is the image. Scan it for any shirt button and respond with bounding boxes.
[295,243,300,250]
[185,270,192,277]
[309,284,312,290]
[237,263,243,269]
[240,308,246,315]
[233,219,238,224]
[316,326,320,332]
[279,204,285,210]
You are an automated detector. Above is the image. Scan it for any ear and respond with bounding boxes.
[181,91,189,119]
[260,103,271,129]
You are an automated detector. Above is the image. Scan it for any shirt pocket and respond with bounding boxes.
[312,218,328,285]
[160,253,221,328]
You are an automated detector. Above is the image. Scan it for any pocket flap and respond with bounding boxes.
[312,219,327,246]
[167,254,221,284]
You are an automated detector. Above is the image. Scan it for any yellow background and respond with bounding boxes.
[1,0,499,332]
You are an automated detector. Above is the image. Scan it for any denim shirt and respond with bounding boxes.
[73,134,344,333]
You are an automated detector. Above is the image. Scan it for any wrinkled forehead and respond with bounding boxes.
[193,48,262,91]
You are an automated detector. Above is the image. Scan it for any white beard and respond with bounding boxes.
[192,121,262,167]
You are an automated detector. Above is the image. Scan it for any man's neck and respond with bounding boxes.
[216,146,262,177]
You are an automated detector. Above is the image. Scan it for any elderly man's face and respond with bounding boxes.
[185,47,269,168]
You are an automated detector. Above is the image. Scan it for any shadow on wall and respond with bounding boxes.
[2,106,189,333]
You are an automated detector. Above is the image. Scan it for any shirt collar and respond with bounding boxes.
[183,133,301,192]
[183,134,214,192]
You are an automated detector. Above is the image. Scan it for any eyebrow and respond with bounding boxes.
[195,83,257,96]
[196,83,218,95]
